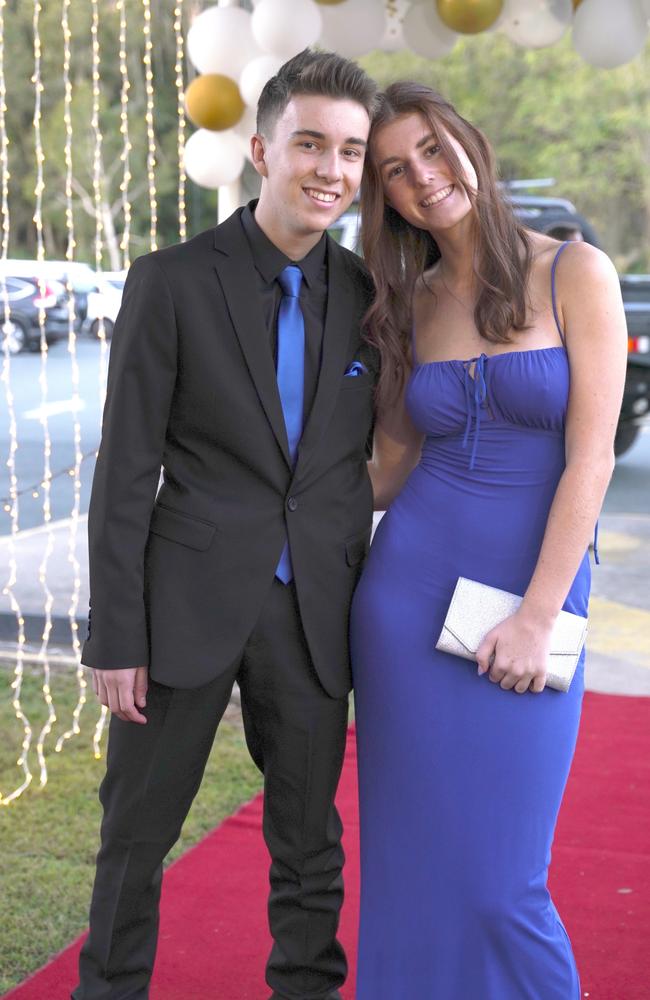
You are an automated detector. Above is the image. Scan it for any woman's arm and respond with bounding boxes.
[369,278,428,510]
[477,243,627,693]
[368,386,424,510]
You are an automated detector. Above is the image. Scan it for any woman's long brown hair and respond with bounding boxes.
[361,82,533,408]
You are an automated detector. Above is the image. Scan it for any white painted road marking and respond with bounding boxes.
[23,398,86,420]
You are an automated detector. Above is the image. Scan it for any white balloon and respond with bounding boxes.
[319,0,387,58]
[501,0,572,48]
[573,0,648,69]
[233,106,259,162]
[239,54,284,108]
[403,0,458,59]
[186,6,259,78]
[183,129,245,189]
[252,0,322,59]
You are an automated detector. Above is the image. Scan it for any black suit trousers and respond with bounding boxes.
[73,580,349,1000]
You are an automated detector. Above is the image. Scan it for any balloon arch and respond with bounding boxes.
[183,0,650,191]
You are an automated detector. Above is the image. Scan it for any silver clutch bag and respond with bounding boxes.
[435,576,588,692]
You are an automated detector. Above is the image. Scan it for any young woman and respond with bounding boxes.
[350,82,627,999]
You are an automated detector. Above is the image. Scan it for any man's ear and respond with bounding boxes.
[251,134,268,179]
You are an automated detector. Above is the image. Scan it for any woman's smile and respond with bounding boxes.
[419,184,455,209]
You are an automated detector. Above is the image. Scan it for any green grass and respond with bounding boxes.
[0,664,263,994]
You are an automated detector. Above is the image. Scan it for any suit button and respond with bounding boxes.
[287,496,298,512]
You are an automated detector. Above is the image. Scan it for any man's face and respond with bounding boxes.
[252,94,370,240]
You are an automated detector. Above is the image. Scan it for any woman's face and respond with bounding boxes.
[371,112,477,235]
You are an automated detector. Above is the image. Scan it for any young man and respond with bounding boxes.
[73,50,377,1000]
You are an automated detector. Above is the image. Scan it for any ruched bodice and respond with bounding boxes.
[351,244,586,999]
[407,346,569,464]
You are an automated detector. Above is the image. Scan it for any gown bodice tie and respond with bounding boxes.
[462,353,489,471]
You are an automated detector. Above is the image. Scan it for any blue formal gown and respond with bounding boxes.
[351,249,588,999]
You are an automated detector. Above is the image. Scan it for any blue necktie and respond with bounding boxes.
[275,264,304,584]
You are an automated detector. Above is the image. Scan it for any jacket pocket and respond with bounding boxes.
[148,504,217,551]
[345,530,370,567]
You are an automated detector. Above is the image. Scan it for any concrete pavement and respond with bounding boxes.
[0,515,88,655]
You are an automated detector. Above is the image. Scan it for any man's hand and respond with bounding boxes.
[92,666,149,723]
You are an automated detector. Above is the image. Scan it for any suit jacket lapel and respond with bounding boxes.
[296,237,357,476]
[213,212,291,469]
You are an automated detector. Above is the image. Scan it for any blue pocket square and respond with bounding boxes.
[344,361,368,377]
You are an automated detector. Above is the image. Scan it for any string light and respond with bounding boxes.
[53,0,87,758]
[117,0,132,268]
[2,0,183,794]
[0,451,98,509]
[1,0,55,805]
[90,0,108,414]
[32,0,57,792]
[0,0,30,807]
[93,704,108,760]
[174,0,187,242]
[90,0,110,754]
[142,0,158,251]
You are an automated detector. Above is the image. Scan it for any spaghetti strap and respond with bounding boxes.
[551,241,570,346]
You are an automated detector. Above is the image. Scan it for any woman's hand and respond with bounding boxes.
[476,609,554,694]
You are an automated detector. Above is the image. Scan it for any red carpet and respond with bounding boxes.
[5,691,649,1000]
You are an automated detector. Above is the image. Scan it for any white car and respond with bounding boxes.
[83,271,127,340]
[328,207,361,253]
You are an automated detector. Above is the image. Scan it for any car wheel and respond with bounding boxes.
[90,318,114,340]
[614,422,640,457]
[1,317,28,355]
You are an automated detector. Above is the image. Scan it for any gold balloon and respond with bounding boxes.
[572,0,583,7]
[436,0,503,34]
[184,74,244,132]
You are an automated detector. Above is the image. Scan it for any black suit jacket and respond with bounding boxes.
[81,208,376,696]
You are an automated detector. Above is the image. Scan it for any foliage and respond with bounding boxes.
[0,663,263,993]
[362,34,650,272]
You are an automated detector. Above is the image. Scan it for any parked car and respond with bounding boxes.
[0,259,130,346]
[329,192,650,457]
[1,258,99,331]
[0,270,70,354]
[617,274,650,456]
[83,271,127,340]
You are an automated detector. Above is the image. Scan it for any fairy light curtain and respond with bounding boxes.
[0,0,189,806]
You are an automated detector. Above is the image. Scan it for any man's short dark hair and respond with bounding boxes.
[256,49,377,137]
